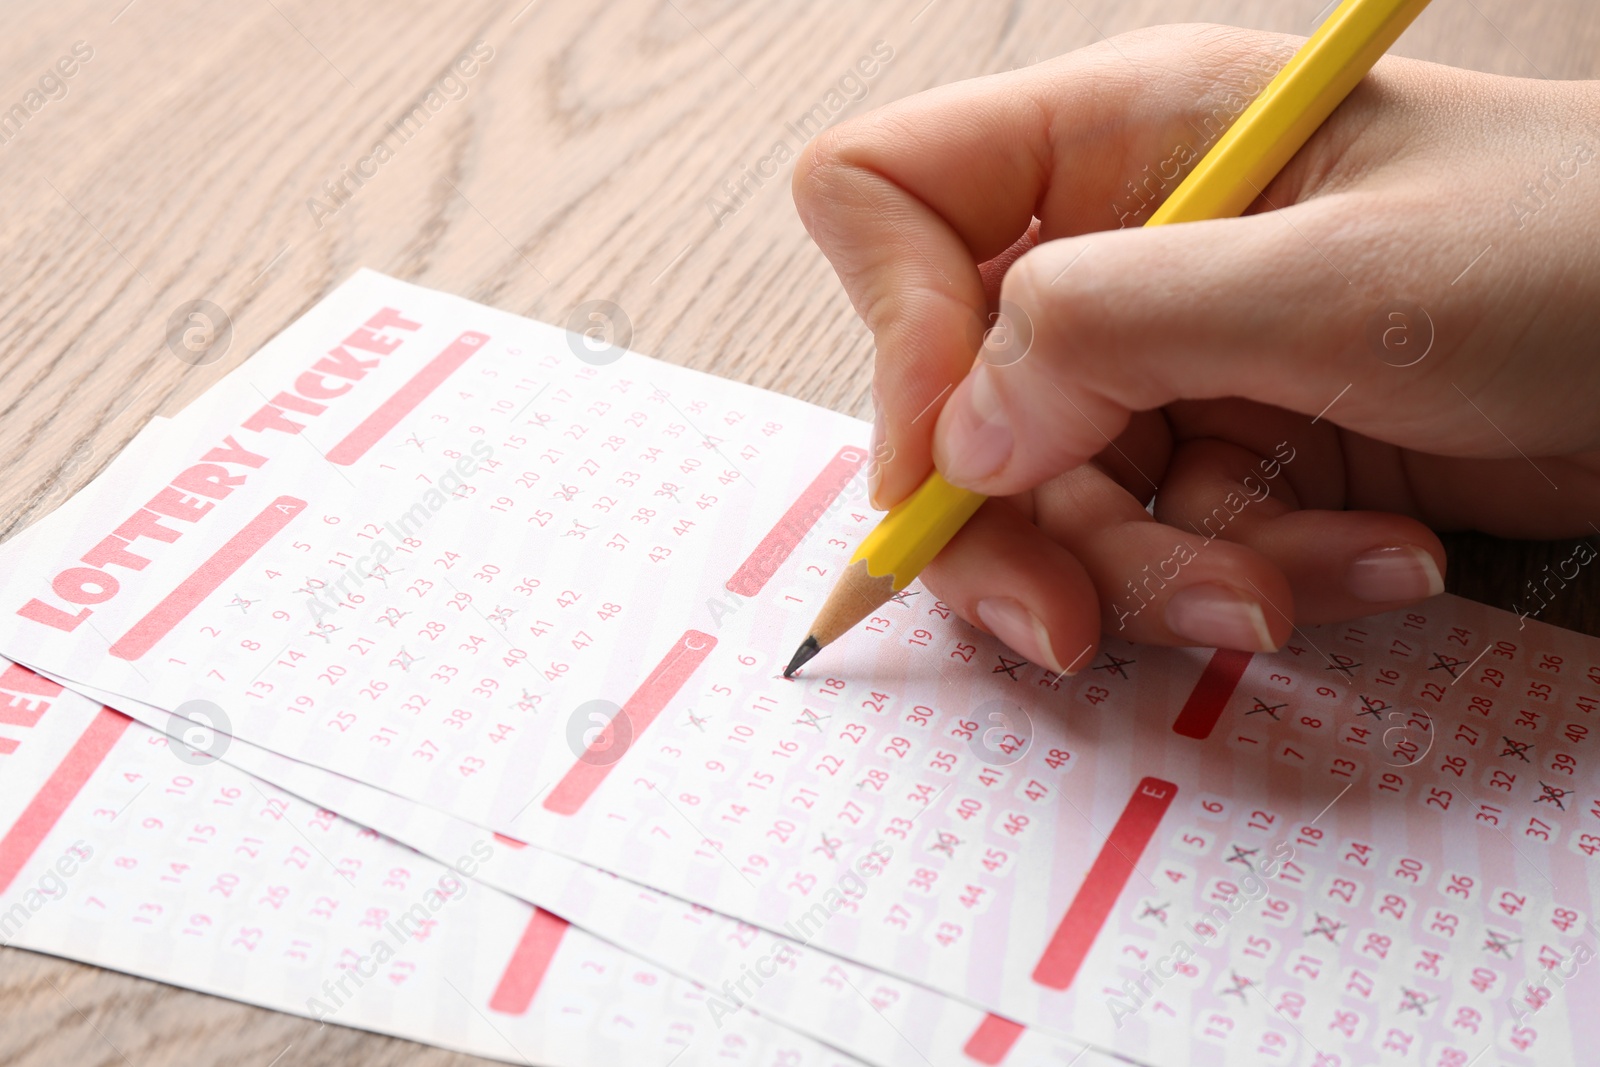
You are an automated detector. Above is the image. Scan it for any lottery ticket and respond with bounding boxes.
[1,271,1596,1066]
[50,663,1110,1067]
[0,660,867,1067]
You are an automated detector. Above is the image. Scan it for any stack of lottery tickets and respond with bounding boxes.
[0,271,1594,1067]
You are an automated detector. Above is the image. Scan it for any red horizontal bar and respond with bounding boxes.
[327,331,489,465]
[488,907,569,1014]
[543,630,716,815]
[1172,649,1253,740]
[1033,777,1177,990]
[725,444,868,596]
[110,496,307,661]
[963,1013,1025,1064]
[0,707,130,894]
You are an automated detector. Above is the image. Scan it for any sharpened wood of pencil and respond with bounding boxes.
[783,0,1434,679]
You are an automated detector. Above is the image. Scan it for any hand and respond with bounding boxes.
[791,23,1600,672]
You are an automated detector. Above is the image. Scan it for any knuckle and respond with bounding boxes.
[1001,243,1105,363]
[790,125,866,212]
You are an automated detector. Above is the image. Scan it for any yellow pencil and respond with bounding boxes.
[784,0,1434,678]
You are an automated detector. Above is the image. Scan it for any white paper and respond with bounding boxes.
[53,668,1109,1067]
[0,659,865,1066]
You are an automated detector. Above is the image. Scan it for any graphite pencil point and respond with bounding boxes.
[783,636,820,679]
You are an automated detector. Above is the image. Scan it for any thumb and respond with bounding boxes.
[932,197,1396,495]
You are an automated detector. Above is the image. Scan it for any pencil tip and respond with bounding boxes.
[783,636,820,679]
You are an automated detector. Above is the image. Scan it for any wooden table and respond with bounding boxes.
[2,1,1596,1063]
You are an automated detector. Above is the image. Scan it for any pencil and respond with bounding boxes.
[784,0,1434,679]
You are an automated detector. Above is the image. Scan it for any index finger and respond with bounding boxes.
[791,23,1297,506]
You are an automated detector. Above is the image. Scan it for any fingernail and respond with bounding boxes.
[975,597,1065,674]
[1345,546,1445,602]
[1164,584,1276,652]
[934,363,1012,487]
[868,402,886,509]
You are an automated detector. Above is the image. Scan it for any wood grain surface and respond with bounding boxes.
[1,1,1597,1063]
